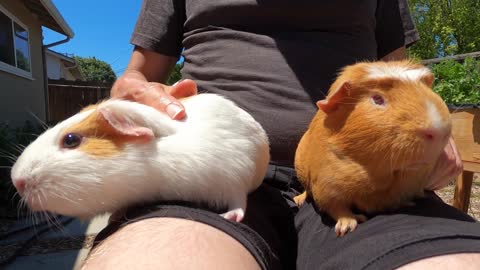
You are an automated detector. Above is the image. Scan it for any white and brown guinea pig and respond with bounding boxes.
[294,60,452,237]
[11,93,270,222]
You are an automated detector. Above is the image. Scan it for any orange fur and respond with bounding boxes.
[80,104,99,113]
[61,109,133,157]
[294,60,451,236]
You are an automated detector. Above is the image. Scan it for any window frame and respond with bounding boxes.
[0,4,33,80]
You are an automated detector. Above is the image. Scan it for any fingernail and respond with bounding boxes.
[166,103,183,119]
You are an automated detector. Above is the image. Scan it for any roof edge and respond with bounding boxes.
[46,49,75,63]
[39,0,74,38]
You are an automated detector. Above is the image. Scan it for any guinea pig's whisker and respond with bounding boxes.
[41,211,52,228]
[37,190,46,208]
[0,151,18,162]
[46,213,59,230]
[68,181,89,191]
[25,208,32,225]
[31,209,38,226]
[51,215,64,231]
[28,110,49,130]
[19,197,25,209]
[13,144,26,153]
[58,182,90,199]
[10,143,27,154]
[44,211,63,231]
[51,190,84,208]
[0,149,15,157]
[53,214,68,229]
[18,143,27,148]
[32,212,44,232]
[12,191,20,200]
[17,198,26,218]
[36,192,44,209]
[16,132,41,138]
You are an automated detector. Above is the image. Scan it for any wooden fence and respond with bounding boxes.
[47,79,112,124]
[421,51,480,65]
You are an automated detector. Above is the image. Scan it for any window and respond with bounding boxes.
[0,7,31,77]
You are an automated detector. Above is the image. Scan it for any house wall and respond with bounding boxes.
[0,0,46,127]
[46,54,76,80]
[46,54,62,79]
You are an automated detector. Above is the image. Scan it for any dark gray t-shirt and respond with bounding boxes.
[131,0,419,166]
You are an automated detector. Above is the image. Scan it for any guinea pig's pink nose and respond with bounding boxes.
[421,128,449,143]
[13,178,26,194]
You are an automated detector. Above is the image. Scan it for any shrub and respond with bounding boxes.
[430,57,480,105]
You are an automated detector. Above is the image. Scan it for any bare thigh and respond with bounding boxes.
[397,253,480,270]
[83,218,261,270]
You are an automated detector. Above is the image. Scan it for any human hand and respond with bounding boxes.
[111,70,197,120]
[426,137,464,190]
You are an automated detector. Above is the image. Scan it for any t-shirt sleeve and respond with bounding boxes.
[130,0,185,58]
[375,0,420,58]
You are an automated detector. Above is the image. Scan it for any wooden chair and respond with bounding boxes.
[450,107,480,213]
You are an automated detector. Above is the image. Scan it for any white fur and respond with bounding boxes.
[367,64,431,82]
[11,94,270,219]
[426,100,444,131]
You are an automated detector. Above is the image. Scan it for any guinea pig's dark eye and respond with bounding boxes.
[371,94,385,106]
[62,133,83,149]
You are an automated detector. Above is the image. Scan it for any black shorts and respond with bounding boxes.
[93,165,480,270]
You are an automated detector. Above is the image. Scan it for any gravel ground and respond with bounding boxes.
[436,173,480,219]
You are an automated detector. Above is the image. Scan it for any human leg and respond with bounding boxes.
[295,191,480,270]
[83,165,299,270]
[82,217,261,270]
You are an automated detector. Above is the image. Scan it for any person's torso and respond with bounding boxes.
[180,0,380,166]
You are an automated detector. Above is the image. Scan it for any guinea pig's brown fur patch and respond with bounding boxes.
[61,109,130,158]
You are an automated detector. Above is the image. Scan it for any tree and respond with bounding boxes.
[166,63,183,85]
[408,0,480,59]
[74,56,117,83]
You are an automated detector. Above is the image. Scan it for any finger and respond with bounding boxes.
[450,138,464,169]
[447,137,461,160]
[133,83,186,120]
[428,176,450,190]
[447,137,464,177]
[169,79,198,99]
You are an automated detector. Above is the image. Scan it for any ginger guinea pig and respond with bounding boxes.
[11,93,270,222]
[294,60,451,237]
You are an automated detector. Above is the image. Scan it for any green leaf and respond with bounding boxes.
[431,57,480,104]
[74,56,117,83]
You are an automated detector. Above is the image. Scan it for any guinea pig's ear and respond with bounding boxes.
[97,107,154,143]
[420,72,435,88]
[316,81,351,113]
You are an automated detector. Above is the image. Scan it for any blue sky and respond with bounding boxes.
[43,0,143,76]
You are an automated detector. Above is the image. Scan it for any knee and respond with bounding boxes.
[83,218,260,270]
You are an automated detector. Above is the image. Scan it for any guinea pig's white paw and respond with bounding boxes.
[221,208,245,222]
[335,214,367,237]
